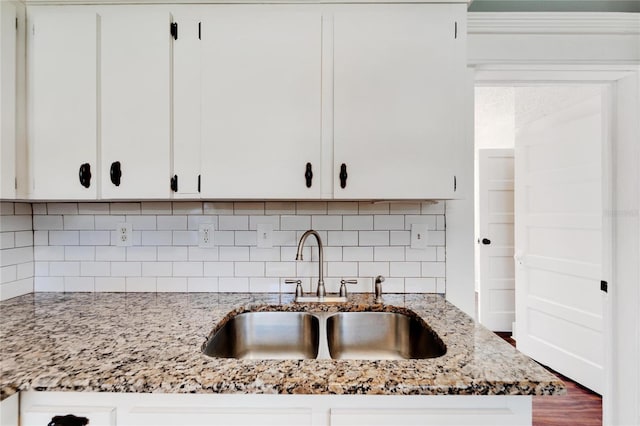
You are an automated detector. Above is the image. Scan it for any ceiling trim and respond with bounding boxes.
[468,12,640,35]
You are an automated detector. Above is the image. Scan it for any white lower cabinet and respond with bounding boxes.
[19,391,532,426]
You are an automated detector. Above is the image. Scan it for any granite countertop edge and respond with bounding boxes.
[0,292,566,401]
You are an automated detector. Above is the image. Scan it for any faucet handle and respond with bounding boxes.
[284,279,303,298]
[339,279,358,297]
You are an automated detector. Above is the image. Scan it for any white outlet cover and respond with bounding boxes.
[116,223,132,247]
[198,224,215,248]
[256,223,273,248]
[410,223,429,249]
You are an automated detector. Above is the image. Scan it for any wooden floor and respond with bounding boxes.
[496,332,602,426]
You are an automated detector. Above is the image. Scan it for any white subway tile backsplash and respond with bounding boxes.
[78,203,109,215]
[390,231,410,246]
[50,261,80,277]
[250,247,280,262]
[47,203,78,215]
[14,231,33,247]
[0,232,15,249]
[126,247,157,261]
[342,247,372,262]
[49,231,79,246]
[96,246,126,262]
[188,247,219,262]
[111,262,141,277]
[187,277,217,292]
[35,276,64,291]
[143,262,172,277]
[173,262,203,277]
[219,277,249,292]
[0,202,14,215]
[204,262,234,277]
[218,215,248,231]
[234,262,264,277]
[280,215,310,231]
[390,262,421,278]
[65,246,95,261]
[63,215,95,230]
[157,277,188,292]
[142,231,173,246]
[80,231,110,246]
[126,277,156,292]
[343,216,373,231]
[311,215,342,230]
[14,203,32,215]
[172,202,203,215]
[235,231,257,246]
[374,215,404,230]
[1,265,17,283]
[374,247,405,261]
[157,216,187,230]
[20,201,446,295]
[33,215,63,231]
[95,277,126,292]
[110,203,141,215]
[1,247,32,266]
[141,202,172,215]
[158,246,188,262]
[359,231,389,246]
[80,262,110,277]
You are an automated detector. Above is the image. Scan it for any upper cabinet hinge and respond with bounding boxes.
[454,21,458,39]
[170,22,178,40]
[198,22,201,40]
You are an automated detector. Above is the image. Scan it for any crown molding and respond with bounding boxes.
[468,12,640,35]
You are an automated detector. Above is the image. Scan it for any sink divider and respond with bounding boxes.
[312,312,332,360]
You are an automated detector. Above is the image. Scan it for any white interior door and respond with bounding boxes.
[515,93,605,394]
[478,148,514,332]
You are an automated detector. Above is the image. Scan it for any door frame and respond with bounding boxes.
[474,66,638,425]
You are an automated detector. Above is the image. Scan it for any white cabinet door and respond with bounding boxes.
[200,6,322,199]
[172,15,201,198]
[0,1,17,199]
[100,7,171,199]
[332,4,465,200]
[28,7,98,199]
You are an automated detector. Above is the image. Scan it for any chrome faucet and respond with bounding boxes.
[295,230,325,297]
[374,275,385,303]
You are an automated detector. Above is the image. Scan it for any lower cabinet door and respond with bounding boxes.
[21,405,116,426]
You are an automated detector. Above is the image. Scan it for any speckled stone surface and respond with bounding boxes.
[0,292,565,401]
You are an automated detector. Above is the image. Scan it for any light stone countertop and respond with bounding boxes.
[0,292,565,401]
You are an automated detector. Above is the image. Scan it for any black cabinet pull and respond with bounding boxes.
[48,414,89,426]
[339,163,348,189]
[481,238,491,245]
[78,163,91,188]
[110,161,122,186]
[305,163,313,188]
[198,174,201,193]
[170,175,178,192]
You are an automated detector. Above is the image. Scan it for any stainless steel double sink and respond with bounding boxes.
[202,311,446,360]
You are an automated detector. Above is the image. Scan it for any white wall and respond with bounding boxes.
[31,201,447,294]
[0,202,33,300]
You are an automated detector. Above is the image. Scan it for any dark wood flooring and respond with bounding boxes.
[496,332,602,426]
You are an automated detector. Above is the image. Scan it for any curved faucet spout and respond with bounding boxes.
[295,230,325,297]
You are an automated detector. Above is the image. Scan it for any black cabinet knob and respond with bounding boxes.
[481,238,491,245]
[78,163,91,188]
[110,161,122,186]
[339,163,348,189]
[170,175,178,192]
[305,163,313,188]
[48,414,89,426]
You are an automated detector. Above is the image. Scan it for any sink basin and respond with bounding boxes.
[326,312,446,360]
[202,312,320,359]
[203,310,445,360]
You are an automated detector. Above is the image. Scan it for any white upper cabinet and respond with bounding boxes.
[199,6,322,199]
[172,15,202,198]
[332,4,466,200]
[28,7,98,200]
[100,7,171,199]
[0,1,18,199]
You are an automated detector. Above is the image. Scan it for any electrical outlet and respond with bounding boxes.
[198,224,215,248]
[256,223,273,248]
[116,223,132,247]
[411,223,429,249]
